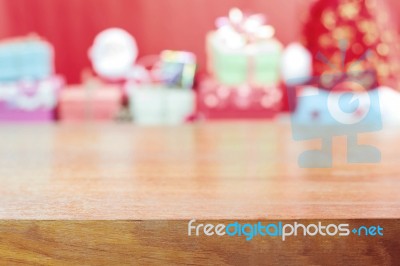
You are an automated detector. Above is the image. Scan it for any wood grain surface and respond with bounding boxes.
[0,220,399,265]
[0,122,400,265]
[0,122,399,220]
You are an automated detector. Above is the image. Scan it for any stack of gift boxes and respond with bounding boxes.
[3,5,399,126]
[198,8,283,119]
[0,35,63,122]
[0,8,286,124]
[58,28,196,125]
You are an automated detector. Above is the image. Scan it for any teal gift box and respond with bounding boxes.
[0,36,53,81]
[207,32,282,86]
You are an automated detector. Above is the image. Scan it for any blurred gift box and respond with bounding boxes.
[58,80,122,122]
[199,8,283,120]
[198,78,281,119]
[0,35,63,122]
[207,8,283,87]
[127,83,195,125]
[0,76,62,122]
[0,35,54,82]
[127,50,196,125]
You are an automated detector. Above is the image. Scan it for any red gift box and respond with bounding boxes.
[58,82,122,122]
[197,78,282,119]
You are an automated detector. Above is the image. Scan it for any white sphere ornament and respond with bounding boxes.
[281,43,312,85]
[89,28,138,80]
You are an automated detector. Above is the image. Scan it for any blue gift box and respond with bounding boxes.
[0,37,53,81]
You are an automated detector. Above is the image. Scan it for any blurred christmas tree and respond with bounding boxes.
[302,0,400,91]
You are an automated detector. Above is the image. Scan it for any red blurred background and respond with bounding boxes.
[0,0,399,84]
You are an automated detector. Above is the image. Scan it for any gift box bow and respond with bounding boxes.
[214,8,276,49]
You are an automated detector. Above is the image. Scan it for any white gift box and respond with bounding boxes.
[127,83,195,125]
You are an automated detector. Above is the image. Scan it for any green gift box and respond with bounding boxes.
[207,32,283,87]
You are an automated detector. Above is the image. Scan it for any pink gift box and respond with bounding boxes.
[0,76,63,122]
[58,84,122,122]
[197,78,282,120]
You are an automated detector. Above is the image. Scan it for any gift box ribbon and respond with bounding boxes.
[0,77,61,111]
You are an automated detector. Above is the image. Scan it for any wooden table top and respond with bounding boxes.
[1,122,400,220]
